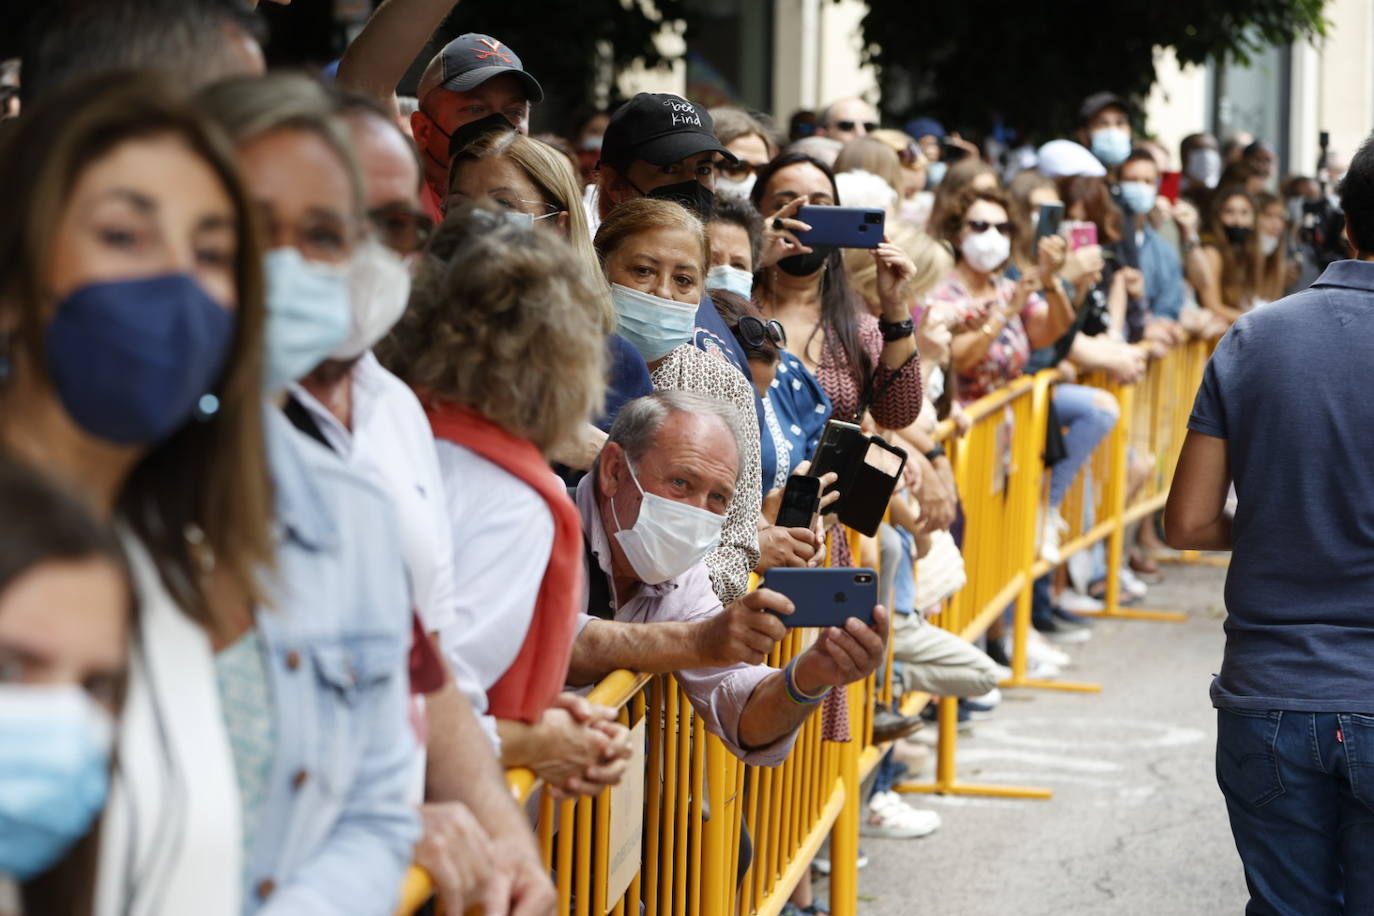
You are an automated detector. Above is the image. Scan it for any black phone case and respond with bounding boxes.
[807,420,866,517]
[839,438,907,537]
[775,476,821,529]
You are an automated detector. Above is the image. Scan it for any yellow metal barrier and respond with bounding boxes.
[396,337,1215,916]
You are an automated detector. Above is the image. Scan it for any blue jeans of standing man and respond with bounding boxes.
[1048,383,1118,508]
[1217,708,1374,915]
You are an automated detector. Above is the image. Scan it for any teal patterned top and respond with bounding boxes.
[215,628,275,879]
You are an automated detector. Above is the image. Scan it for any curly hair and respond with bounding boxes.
[377,206,611,456]
[933,186,1016,251]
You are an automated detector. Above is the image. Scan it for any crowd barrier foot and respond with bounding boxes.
[1000,676,1102,693]
[895,780,1053,801]
[1081,606,1188,623]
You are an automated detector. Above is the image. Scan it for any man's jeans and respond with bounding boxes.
[1217,708,1374,915]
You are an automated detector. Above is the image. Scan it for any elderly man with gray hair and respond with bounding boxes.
[569,391,889,764]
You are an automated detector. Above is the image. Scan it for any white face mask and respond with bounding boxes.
[332,237,413,361]
[899,190,934,228]
[705,264,754,301]
[1260,232,1281,257]
[611,459,726,584]
[1186,148,1223,189]
[960,227,1010,274]
[715,172,756,200]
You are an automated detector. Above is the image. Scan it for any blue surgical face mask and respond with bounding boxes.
[1119,180,1158,216]
[705,264,754,301]
[0,684,114,880]
[262,247,352,394]
[1090,128,1132,168]
[44,273,234,445]
[926,161,948,187]
[610,283,698,363]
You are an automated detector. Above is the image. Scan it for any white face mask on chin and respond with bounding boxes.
[611,459,726,584]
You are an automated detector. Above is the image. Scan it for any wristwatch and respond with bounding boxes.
[878,317,915,341]
[923,444,946,462]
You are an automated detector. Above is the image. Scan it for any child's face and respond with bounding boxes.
[0,559,129,713]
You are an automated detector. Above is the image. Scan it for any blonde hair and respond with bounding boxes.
[870,129,928,171]
[448,130,611,323]
[198,73,365,220]
[834,136,903,193]
[593,197,708,275]
[844,223,953,309]
[378,207,610,456]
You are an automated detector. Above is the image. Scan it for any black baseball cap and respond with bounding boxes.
[1079,92,1129,125]
[601,93,737,169]
[417,33,543,104]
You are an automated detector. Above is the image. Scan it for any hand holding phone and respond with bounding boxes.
[774,474,820,529]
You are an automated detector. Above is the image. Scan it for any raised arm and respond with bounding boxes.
[335,0,458,118]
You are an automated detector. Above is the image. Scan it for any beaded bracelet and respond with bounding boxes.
[783,656,831,705]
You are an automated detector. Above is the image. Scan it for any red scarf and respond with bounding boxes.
[423,401,582,724]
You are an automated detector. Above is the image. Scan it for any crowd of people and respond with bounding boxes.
[0,1,1360,915]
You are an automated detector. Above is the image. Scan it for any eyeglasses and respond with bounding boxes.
[733,315,787,349]
[835,120,878,133]
[368,204,435,255]
[965,219,1014,237]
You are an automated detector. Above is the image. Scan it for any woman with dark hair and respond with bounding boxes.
[0,73,286,915]
[1187,186,1264,326]
[0,459,133,916]
[1058,175,1147,341]
[749,152,923,436]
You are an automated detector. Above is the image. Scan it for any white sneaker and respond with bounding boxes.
[1058,589,1104,614]
[991,662,1014,682]
[1027,656,1062,678]
[1120,568,1149,599]
[965,687,1002,709]
[859,791,942,839]
[1038,511,1066,565]
[1027,629,1072,668]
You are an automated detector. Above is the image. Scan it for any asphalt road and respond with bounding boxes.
[847,562,1250,916]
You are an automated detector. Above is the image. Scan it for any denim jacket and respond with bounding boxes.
[247,409,419,915]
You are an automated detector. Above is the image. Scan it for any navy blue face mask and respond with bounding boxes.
[44,274,236,445]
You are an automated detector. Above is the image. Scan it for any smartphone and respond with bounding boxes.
[1063,220,1098,251]
[1159,171,1182,203]
[1034,202,1064,252]
[763,567,877,628]
[807,420,866,515]
[795,205,885,249]
[775,474,821,529]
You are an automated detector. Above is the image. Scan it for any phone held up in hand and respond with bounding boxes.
[1035,202,1064,252]
[794,206,886,250]
[808,419,907,537]
[775,474,821,529]
[763,567,878,628]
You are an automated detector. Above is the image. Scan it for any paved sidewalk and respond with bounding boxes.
[851,562,1248,916]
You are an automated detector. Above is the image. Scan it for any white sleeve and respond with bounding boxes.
[433,441,555,715]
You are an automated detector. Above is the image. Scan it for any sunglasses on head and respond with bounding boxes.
[836,120,878,133]
[897,142,921,167]
[965,219,1014,237]
[733,315,787,349]
[368,204,435,255]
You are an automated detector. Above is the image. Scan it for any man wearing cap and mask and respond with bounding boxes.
[335,4,542,221]
[1077,91,1144,280]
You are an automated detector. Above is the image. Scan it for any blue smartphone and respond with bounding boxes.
[762,567,878,628]
[795,205,885,249]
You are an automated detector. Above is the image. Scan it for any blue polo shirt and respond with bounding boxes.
[1188,259,1374,713]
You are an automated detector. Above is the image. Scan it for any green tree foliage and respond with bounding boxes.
[859,0,1328,139]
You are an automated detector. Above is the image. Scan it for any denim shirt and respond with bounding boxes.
[1138,224,1185,320]
[246,409,419,915]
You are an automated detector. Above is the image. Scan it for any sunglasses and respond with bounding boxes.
[965,219,1014,237]
[896,142,922,167]
[368,204,435,255]
[836,120,878,133]
[734,315,787,349]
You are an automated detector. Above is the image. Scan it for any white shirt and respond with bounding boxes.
[289,354,491,747]
[432,439,555,722]
[96,538,241,916]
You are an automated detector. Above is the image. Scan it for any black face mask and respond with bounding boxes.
[776,246,835,277]
[447,111,519,160]
[1224,225,1253,246]
[645,179,716,220]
